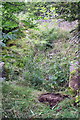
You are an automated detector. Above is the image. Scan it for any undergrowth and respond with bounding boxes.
[2,20,79,118]
[2,25,72,90]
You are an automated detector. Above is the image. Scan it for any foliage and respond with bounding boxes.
[23,2,80,23]
[2,2,26,43]
[24,2,56,19]
[29,26,69,51]
[2,2,79,44]
[2,25,70,92]
[55,2,80,22]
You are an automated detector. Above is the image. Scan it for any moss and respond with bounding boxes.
[75,95,80,103]
[70,70,76,75]
[66,87,77,96]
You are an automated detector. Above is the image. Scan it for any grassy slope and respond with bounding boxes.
[2,19,79,118]
[2,82,79,118]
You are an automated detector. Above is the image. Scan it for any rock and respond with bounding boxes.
[0,62,4,77]
[69,61,80,91]
[0,77,5,82]
[0,62,5,82]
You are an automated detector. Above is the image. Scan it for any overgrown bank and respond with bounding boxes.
[2,19,79,118]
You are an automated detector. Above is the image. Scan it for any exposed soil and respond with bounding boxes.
[38,93,69,108]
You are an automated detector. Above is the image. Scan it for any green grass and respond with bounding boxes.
[2,82,79,118]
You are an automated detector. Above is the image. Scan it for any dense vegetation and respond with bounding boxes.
[1,2,80,119]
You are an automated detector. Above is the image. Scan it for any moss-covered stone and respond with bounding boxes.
[69,61,80,95]
[70,70,77,75]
